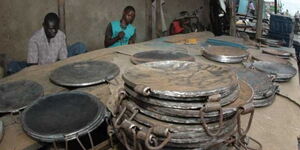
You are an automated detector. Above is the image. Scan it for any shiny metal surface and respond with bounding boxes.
[234,68,278,100]
[21,91,109,142]
[203,46,249,63]
[50,61,120,87]
[252,61,297,81]
[130,50,195,64]
[0,80,44,113]
[123,61,239,100]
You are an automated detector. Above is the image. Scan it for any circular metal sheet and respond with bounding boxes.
[0,80,44,113]
[130,50,195,64]
[203,46,249,63]
[123,61,239,99]
[251,53,290,65]
[50,61,120,87]
[21,91,108,142]
[252,61,297,81]
[262,48,292,59]
[234,68,277,100]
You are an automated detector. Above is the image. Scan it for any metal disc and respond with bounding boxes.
[50,61,120,87]
[234,68,278,100]
[123,61,239,99]
[21,91,108,142]
[0,80,44,113]
[262,48,292,58]
[251,53,290,65]
[130,50,195,64]
[252,61,297,81]
[203,46,249,63]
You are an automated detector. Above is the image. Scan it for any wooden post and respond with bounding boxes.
[145,0,152,40]
[255,0,263,40]
[229,0,236,36]
[156,0,162,38]
[58,0,66,33]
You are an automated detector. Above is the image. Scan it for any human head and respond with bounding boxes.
[122,6,135,25]
[43,12,60,39]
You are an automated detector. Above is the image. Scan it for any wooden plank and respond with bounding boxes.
[229,0,236,36]
[255,0,263,40]
[58,0,66,33]
[155,0,162,38]
[145,0,152,40]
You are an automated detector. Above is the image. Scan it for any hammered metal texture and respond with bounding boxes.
[0,80,44,113]
[50,61,120,87]
[131,50,195,64]
[234,68,277,100]
[123,61,239,99]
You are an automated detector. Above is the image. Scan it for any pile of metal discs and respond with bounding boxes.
[234,68,279,107]
[251,61,297,82]
[251,53,290,65]
[203,46,249,63]
[130,50,195,64]
[111,61,259,150]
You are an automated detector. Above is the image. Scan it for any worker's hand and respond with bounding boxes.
[117,31,125,40]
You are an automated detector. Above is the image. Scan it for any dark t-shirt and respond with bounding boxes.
[105,22,136,41]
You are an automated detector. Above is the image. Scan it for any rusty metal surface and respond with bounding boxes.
[50,61,120,87]
[234,68,278,100]
[262,48,292,59]
[203,46,249,63]
[0,80,44,113]
[251,53,291,65]
[122,61,239,100]
[252,61,297,82]
[130,50,195,65]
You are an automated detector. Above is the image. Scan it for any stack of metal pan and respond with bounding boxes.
[202,46,249,63]
[251,53,291,65]
[234,68,279,107]
[251,61,297,82]
[110,61,259,150]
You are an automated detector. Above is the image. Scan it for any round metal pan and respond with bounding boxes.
[130,50,195,64]
[202,46,249,63]
[123,61,239,100]
[21,91,108,142]
[252,61,297,82]
[251,53,290,65]
[262,48,292,59]
[234,68,278,100]
[50,61,120,87]
[0,80,44,113]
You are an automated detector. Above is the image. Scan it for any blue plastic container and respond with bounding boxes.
[269,14,295,47]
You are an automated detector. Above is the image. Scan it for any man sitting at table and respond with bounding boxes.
[104,6,136,48]
[27,12,86,65]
